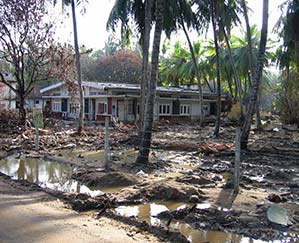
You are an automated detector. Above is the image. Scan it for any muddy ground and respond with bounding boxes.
[0,117,299,242]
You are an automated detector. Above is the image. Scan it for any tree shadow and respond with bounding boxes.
[215,188,238,210]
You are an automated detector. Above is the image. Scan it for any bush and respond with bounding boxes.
[279,73,299,125]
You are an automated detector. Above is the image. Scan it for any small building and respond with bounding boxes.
[0,73,16,110]
[26,87,44,111]
[40,81,228,122]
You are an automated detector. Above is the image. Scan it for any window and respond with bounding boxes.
[159,104,171,115]
[128,100,134,115]
[35,100,40,105]
[180,104,190,115]
[52,101,61,112]
[98,102,107,114]
[69,102,79,115]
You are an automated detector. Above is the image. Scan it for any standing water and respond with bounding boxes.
[0,155,103,197]
[113,202,296,243]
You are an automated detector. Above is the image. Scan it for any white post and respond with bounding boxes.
[104,116,109,168]
[234,128,241,193]
[33,107,43,151]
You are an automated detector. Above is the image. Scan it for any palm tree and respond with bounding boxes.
[181,22,204,126]
[210,0,222,137]
[55,0,85,134]
[159,42,189,86]
[135,0,164,164]
[70,0,84,135]
[107,0,152,130]
[241,0,269,149]
[140,0,152,130]
[241,0,261,128]
[219,18,244,118]
[275,0,299,72]
[274,0,299,125]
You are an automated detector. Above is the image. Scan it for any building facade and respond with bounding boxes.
[41,81,227,122]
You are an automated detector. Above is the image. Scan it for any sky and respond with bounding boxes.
[53,0,286,51]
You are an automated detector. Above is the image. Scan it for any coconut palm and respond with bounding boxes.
[275,0,299,72]
[107,0,151,128]
[108,0,209,163]
[193,0,242,136]
[135,0,164,164]
[241,0,269,149]
[55,0,86,134]
[160,41,213,91]
[210,0,222,137]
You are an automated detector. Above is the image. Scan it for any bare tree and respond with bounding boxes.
[0,0,76,126]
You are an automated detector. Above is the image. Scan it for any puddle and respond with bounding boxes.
[114,202,293,243]
[114,200,190,225]
[0,155,104,197]
[172,223,289,243]
[114,201,211,223]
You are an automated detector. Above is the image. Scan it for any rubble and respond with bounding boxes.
[1,117,299,242]
[0,110,23,133]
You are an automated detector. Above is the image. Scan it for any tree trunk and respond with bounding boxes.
[71,0,84,135]
[255,92,262,128]
[242,0,261,128]
[241,0,255,80]
[241,0,269,149]
[181,22,204,126]
[140,0,152,129]
[211,0,221,137]
[220,21,244,118]
[18,92,27,126]
[135,0,164,164]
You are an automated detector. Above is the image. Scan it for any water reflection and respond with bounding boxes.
[114,203,288,243]
[175,224,243,243]
[0,155,103,197]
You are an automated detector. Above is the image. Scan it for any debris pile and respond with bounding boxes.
[198,142,235,154]
[0,124,138,153]
[0,110,22,133]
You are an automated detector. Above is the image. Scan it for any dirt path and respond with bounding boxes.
[0,175,161,243]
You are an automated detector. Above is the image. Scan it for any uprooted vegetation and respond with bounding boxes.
[0,116,299,243]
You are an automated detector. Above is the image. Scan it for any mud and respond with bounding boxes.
[118,181,207,202]
[1,118,299,242]
[72,169,139,188]
[157,203,299,242]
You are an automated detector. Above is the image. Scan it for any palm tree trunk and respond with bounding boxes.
[255,93,262,128]
[241,0,269,149]
[256,85,262,129]
[181,22,204,126]
[140,0,152,129]
[220,21,244,118]
[241,0,255,80]
[135,0,164,164]
[211,0,221,137]
[71,0,84,135]
[242,0,261,128]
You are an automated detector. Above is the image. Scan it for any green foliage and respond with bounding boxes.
[279,71,299,124]
[275,0,299,71]
[159,40,212,88]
